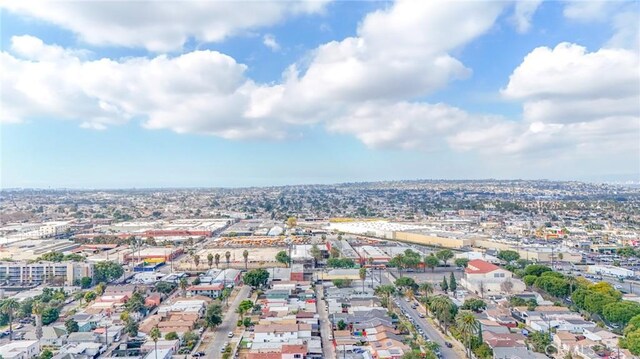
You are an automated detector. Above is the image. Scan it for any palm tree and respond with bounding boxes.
[214,253,220,268]
[456,311,480,358]
[243,250,249,270]
[179,277,188,297]
[367,257,375,287]
[1,298,20,341]
[207,253,214,269]
[150,326,161,359]
[374,285,396,308]
[225,251,231,268]
[32,300,44,340]
[430,295,454,332]
[404,288,415,302]
[419,282,434,298]
[359,267,367,293]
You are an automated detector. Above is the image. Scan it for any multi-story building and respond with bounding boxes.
[0,261,93,286]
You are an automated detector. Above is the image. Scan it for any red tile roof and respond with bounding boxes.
[282,344,307,354]
[465,259,500,274]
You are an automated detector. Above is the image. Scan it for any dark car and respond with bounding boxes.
[445,341,453,348]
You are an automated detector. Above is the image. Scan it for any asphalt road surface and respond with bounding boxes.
[382,273,460,359]
[206,285,251,359]
[316,286,336,358]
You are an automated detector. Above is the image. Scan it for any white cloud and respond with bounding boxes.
[1,35,288,139]
[263,34,281,52]
[1,1,330,52]
[563,1,639,50]
[502,43,639,123]
[512,0,543,33]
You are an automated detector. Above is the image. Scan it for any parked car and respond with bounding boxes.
[227,332,234,338]
[445,342,453,348]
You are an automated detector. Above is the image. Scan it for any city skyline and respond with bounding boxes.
[1,0,639,188]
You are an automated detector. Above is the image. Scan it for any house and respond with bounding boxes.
[553,331,581,356]
[0,340,41,359]
[186,283,224,298]
[461,260,526,296]
[67,332,100,344]
[24,326,67,346]
[482,332,527,350]
[54,342,103,359]
[140,339,180,354]
[143,349,172,359]
[253,324,312,343]
[493,347,547,359]
[282,344,306,359]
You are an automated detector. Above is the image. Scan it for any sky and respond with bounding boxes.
[1,0,639,189]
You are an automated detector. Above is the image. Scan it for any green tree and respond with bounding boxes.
[524,264,552,277]
[150,327,161,359]
[424,255,440,272]
[225,251,231,268]
[243,269,269,288]
[93,261,124,283]
[337,319,347,330]
[243,250,249,270]
[374,284,396,308]
[214,253,220,268]
[32,301,44,340]
[236,300,253,320]
[332,279,352,288]
[276,250,290,266]
[309,244,322,268]
[39,349,53,359]
[125,318,139,336]
[1,299,20,340]
[621,328,640,355]
[461,298,486,312]
[441,276,449,293]
[457,311,480,358]
[330,247,341,258]
[497,250,520,263]
[603,301,640,326]
[41,307,59,325]
[165,332,178,340]
[179,277,188,297]
[430,295,456,332]
[419,282,434,298]
[395,277,418,291]
[39,252,64,262]
[65,318,79,333]
[80,277,93,289]
[449,272,457,294]
[243,317,252,328]
[155,281,177,294]
[523,275,538,287]
[455,258,470,268]
[359,267,367,292]
[193,254,200,268]
[126,291,146,313]
[205,303,223,328]
[435,250,454,266]
[207,253,214,269]
[326,258,355,268]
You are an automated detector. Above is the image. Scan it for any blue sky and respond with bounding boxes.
[1,1,639,188]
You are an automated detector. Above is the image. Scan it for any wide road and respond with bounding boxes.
[206,285,251,359]
[316,286,336,358]
[382,272,461,359]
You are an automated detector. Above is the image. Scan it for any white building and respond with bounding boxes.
[253,324,312,343]
[461,259,525,297]
[0,340,40,359]
[587,265,634,278]
[0,261,93,286]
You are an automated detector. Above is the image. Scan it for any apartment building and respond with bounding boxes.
[0,261,93,286]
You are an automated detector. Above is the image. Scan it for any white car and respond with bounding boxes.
[227,332,234,338]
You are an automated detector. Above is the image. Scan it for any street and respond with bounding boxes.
[315,285,336,359]
[382,272,463,359]
[205,285,250,359]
